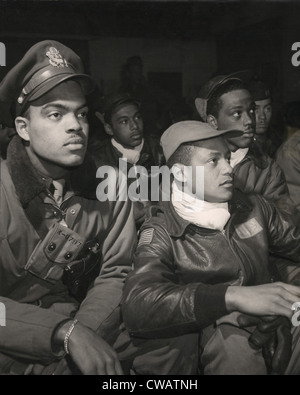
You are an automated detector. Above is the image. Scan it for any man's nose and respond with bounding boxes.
[66,113,82,131]
[243,112,254,125]
[258,109,266,121]
[129,119,138,130]
[223,160,233,175]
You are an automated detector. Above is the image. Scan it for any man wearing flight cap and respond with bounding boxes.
[194,71,289,203]
[195,72,300,284]
[121,120,300,375]
[0,40,136,375]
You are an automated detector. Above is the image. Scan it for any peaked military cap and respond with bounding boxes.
[0,40,95,126]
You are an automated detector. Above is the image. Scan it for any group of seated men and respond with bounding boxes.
[0,40,299,375]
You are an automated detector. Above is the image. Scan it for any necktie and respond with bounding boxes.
[52,179,65,206]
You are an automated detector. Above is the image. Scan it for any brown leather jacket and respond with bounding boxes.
[122,191,300,339]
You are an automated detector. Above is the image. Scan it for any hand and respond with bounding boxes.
[68,322,124,375]
[25,358,73,375]
[248,316,292,375]
[225,282,300,318]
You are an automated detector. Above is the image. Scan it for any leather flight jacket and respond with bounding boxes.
[122,191,300,339]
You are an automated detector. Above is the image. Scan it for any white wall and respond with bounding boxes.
[88,37,217,101]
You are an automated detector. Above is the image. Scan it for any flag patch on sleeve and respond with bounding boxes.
[235,218,263,239]
[138,228,154,247]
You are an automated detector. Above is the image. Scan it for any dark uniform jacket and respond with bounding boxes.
[233,142,288,201]
[91,134,165,173]
[90,135,165,229]
[0,136,136,364]
[122,191,300,339]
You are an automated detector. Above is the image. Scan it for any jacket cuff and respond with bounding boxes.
[194,284,229,328]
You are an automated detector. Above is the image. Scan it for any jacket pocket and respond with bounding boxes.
[25,222,86,283]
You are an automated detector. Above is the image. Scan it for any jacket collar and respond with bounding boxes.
[6,136,98,207]
[246,141,269,169]
[154,190,253,238]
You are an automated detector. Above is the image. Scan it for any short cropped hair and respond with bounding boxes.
[167,143,195,168]
[166,141,205,168]
[207,79,250,118]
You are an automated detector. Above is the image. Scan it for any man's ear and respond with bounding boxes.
[207,114,218,130]
[15,117,30,142]
[172,163,188,183]
[104,123,114,137]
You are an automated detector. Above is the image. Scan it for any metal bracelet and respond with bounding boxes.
[63,319,79,355]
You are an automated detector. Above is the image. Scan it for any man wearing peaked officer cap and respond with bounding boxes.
[0,41,137,375]
[0,40,94,126]
[121,120,300,375]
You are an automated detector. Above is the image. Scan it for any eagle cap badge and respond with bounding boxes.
[46,47,68,68]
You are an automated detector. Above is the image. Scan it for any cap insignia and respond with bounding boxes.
[46,47,68,68]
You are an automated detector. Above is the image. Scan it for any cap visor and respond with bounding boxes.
[217,129,244,139]
[28,73,95,102]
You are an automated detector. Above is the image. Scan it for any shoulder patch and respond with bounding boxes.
[235,218,263,239]
[138,228,154,247]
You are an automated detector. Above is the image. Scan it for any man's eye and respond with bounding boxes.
[48,113,61,120]
[78,111,88,119]
[232,112,241,119]
[208,158,217,164]
[265,106,272,113]
[120,120,128,125]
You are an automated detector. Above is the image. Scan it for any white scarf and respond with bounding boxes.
[230,148,249,168]
[111,138,144,165]
[171,182,230,231]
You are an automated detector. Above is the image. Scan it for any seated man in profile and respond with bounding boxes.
[195,72,299,283]
[195,72,288,202]
[122,121,300,375]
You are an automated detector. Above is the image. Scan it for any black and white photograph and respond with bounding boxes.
[0,0,299,378]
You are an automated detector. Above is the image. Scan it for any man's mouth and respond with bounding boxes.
[257,124,267,129]
[64,138,85,146]
[243,128,254,137]
[220,179,233,187]
[131,133,142,139]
